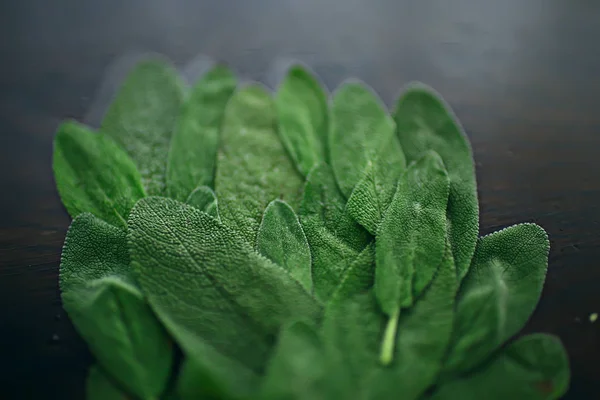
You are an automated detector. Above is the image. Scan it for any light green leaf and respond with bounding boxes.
[345,162,380,234]
[375,151,450,316]
[329,81,405,205]
[101,59,184,196]
[257,199,313,293]
[299,164,372,302]
[260,322,340,400]
[167,65,237,200]
[215,84,304,245]
[86,366,129,400]
[443,223,550,375]
[53,121,146,229]
[394,84,478,282]
[430,334,570,400]
[367,243,457,400]
[275,64,328,176]
[186,185,220,221]
[60,214,173,400]
[327,243,375,306]
[128,197,322,374]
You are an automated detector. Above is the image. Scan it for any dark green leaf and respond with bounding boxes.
[128,197,322,374]
[443,223,550,375]
[215,84,304,244]
[329,81,405,205]
[86,366,129,400]
[53,121,146,228]
[430,334,570,400]
[394,85,478,281]
[257,199,312,293]
[60,214,173,400]
[186,185,220,221]
[101,59,184,195]
[167,65,237,200]
[299,164,372,301]
[275,64,328,176]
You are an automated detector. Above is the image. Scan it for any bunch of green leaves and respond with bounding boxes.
[53,58,570,400]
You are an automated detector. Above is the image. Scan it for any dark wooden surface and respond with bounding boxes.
[1,0,599,398]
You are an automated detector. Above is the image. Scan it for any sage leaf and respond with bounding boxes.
[101,59,184,195]
[367,243,457,400]
[299,164,372,302]
[443,223,550,375]
[215,84,304,244]
[175,337,259,400]
[394,85,478,281]
[53,121,146,229]
[275,64,328,176]
[260,322,339,400]
[329,81,405,204]
[375,151,450,364]
[128,197,322,374]
[86,366,128,400]
[430,334,570,400]
[257,199,313,293]
[167,65,237,200]
[328,243,375,305]
[60,213,173,400]
[186,185,220,221]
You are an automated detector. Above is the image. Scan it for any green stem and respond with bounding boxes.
[379,308,400,366]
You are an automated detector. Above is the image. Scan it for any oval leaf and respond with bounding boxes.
[257,199,313,293]
[186,185,220,221]
[101,59,184,195]
[394,84,478,282]
[167,65,237,200]
[53,121,146,228]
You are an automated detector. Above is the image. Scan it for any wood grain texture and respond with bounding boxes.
[1,1,599,398]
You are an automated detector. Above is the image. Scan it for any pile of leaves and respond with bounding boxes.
[53,58,570,400]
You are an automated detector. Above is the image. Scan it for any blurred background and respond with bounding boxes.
[1,0,599,398]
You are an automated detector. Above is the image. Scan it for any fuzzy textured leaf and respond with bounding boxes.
[443,223,550,375]
[275,65,328,176]
[394,85,478,281]
[60,213,172,400]
[257,200,313,293]
[431,334,570,400]
[86,366,128,400]
[128,197,322,375]
[375,150,450,317]
[216,84,304,244]
[299,164,372,301]
[167,65,237,200]
[101,59,184,195]
[329,81,405,210]
[53,121,146,229]
[186,185,220,221]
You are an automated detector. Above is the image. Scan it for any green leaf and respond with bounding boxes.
[175,336,259,400]
[327,243,375,305]
[186,185,220,221]
[394,85,478,282]
[53,121,146,229]
[299,164,372,302]
[101,59,184,196]
[167,65,237,200]
[128,197,322,374]
[86,366,129,400]
[329,81,405,204]
[275,64,328,176]
[375,151,450,362]
[260,322,340,400]
[430,334,570,400]
[215,84,304,245]
[442,223,550,375]
[257,199,313,293]
[367,243,457,400]
[60,214,173,400]
[345,162,380,234]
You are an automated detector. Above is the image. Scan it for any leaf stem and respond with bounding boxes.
[380,308,400,366]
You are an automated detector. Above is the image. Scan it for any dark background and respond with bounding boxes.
[1,0,599,398]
